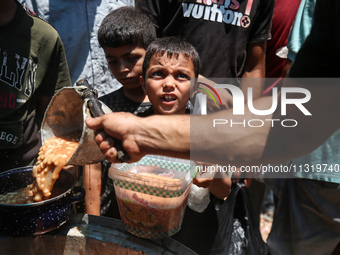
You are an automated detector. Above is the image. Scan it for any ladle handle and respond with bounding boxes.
[87,99,131,163]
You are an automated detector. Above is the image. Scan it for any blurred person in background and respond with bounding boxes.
[0,0,71,172]
[18,0,134,96]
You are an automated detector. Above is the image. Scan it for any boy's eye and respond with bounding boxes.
[151,71,164,77]
[107,59,118,66]
[178,73,189,80]
[127,56,141,63]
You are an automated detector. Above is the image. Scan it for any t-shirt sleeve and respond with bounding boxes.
[38,35,72,97]
[289,0,340,78]
[137,0,180,37]
[248,0,275,43]
[136,0,165,29]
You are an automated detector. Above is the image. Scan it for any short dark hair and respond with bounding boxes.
[98,6,156,49]
[142,36,201,78]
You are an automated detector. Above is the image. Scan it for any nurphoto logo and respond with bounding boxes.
[197,82,311,128]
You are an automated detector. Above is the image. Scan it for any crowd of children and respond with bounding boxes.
[84,7,214,252]
[9,1,340,255]
[84,3,340,255]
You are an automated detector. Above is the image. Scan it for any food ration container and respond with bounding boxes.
[109,155,195,239]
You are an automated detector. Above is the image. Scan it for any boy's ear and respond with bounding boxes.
[140,76,147,94]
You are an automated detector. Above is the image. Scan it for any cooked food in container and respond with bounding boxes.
[109,155,195,239]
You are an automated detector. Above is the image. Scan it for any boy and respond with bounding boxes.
[84,6,156,217]
[140,37,232,254]
[141,36,200,115]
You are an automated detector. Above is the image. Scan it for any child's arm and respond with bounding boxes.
[240,41,266,100]
[83,163,102,216]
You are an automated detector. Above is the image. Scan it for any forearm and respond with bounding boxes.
[86,112,191,163]
[190,97,272,165]
[240,41,266,100]
[192,79,340,166]
[136,114,191,159]
[87,80,340,166]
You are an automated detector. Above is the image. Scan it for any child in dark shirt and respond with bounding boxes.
[84,6,156,217]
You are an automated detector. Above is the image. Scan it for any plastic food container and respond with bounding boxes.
[109,155,195,239]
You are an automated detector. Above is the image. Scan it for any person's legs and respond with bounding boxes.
[267,179,340,255]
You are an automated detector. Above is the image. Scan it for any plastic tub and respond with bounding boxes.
[109,155,195,239]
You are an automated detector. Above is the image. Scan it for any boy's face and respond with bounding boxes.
[104,45,146,90]
[141,52,195,115]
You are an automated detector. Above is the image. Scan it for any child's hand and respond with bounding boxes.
[193,161,216,188]
[194,162,232,200]
[193,176,214,188]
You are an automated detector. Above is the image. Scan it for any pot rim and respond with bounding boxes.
[0,166,76,208]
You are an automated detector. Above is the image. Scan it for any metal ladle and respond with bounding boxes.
[41,79,129,166]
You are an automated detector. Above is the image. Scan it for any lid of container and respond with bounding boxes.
[109,155,196,197]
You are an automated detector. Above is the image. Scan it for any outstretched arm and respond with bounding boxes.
[86,112,191,163]
[85,78,340,166]
[191,78,340,165]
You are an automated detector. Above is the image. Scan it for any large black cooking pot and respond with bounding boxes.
[0,166,85,236]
